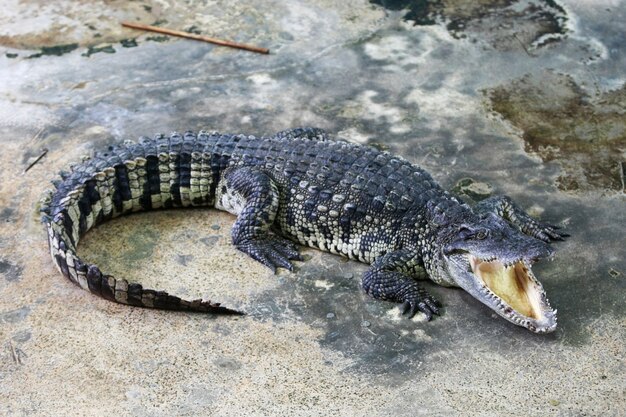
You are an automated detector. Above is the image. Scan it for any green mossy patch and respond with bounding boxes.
[151,18,168,27]
[368,141,390,152]
[451,178,493,201]
[120,38,138,48]
[486,71,626,193]
[185,25,202,35]
[27,43,79,58]
[121,229,160,263]
[146,35,170,43]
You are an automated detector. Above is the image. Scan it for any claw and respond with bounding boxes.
[236,236,302,272]
[425,298,440,315]
[531,220,570,243]
[537,232,551,243]
[400,298,440,320]
[273,241,302,260]
[267,251,294,271]
[544,228,569,242]
[418,302,433,321]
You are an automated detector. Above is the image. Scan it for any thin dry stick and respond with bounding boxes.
[122,21,269,54]
[24,148,48,174]
[8,341,20,365]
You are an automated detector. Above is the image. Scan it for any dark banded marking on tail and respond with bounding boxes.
[40,131,242,315]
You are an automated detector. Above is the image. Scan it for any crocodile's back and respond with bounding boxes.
[224,137,444,263]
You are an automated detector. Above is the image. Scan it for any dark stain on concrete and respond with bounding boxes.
[214,357,241,370]
[0,259,23,282]
[370,0,568,50]
[176,254,194,266]
[0,207,16,223]
[487,71,626,193]
[12,329,32,343]
[121,229,159,263]
[199,236,220,247]
[0,306,31,324]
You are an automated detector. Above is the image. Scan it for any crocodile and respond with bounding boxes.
[40,127,567,333]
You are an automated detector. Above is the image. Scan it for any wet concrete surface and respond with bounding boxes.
[1,0,625,416]
[487,70,626,192]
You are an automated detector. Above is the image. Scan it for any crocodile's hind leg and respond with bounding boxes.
[475,195,569,242]
[216,166,302,273]
[362,250,440,320]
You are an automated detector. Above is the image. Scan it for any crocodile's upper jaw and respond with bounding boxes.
[450,254,557,333]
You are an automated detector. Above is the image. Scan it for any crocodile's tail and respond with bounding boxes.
[40,131,243,315]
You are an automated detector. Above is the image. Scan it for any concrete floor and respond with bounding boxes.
[1,0,625,416]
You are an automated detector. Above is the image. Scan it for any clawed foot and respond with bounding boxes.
[399,288,441,321]
[527,221,570,243]
[236,236,303,273]
[507,212,570,243]
[475,196,570,243]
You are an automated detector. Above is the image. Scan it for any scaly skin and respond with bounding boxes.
[41,128,567,332]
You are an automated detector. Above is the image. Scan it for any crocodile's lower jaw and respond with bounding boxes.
[469,256,557,333]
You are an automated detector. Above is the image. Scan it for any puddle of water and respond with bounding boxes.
[370,0,568,51]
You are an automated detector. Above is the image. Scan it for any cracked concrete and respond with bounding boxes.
[1,0,625,416]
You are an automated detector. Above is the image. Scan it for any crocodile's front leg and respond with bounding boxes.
[475,195,568,242]
[362,251,440,320]
[216,166,302,273]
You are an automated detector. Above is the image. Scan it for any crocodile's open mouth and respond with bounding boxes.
[467,255,557,333]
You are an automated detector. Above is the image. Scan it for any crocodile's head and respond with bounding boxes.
[434,211,557,333]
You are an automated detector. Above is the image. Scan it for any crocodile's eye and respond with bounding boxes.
[475,230,487,240]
